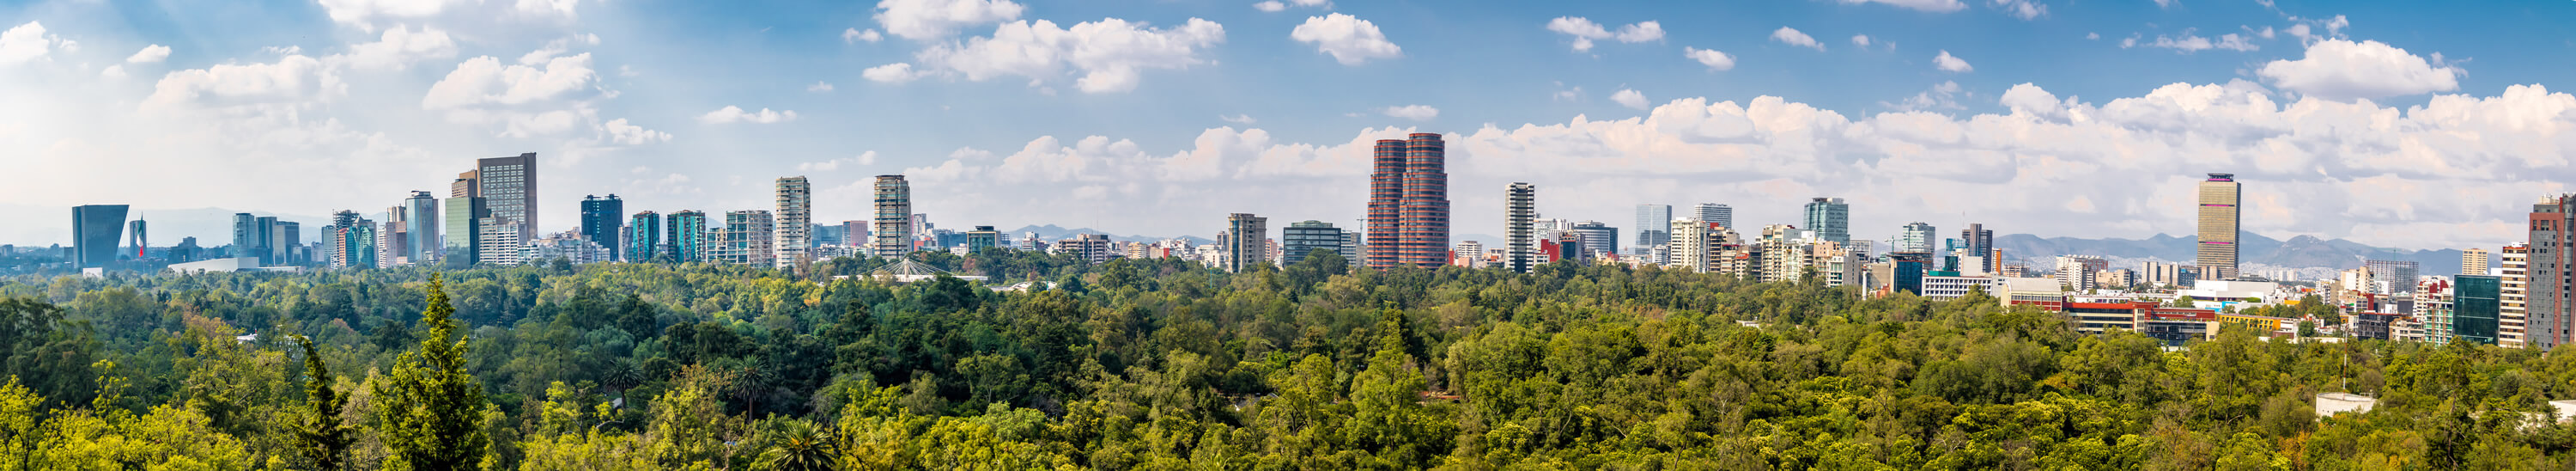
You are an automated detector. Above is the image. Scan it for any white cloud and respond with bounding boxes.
[1994,0,2046,20]
[1611,89,1648,110]
[2086,32,2100,40]
[1545,17,1661,52]
[1253,0,1326,12]
[2287,15,2349,42]
[126,44,172,64]
[315,0,465,30]
[807,81,835,92]
[1933,50,1971,72]
[863,63,920,83]
[421,53,596,109]
[2257,39,2460,101]
[1883,80,1964,111]
[1382,105,1437,120]
[1838,0,1967,13]
[1684,47,1735,71]
[901,17,1225,93]
[99,64,125,79]
[1851,34,1872,47]
[1254,1,1285,12]
[2131,29,2259,53]
[843,28,884,44]
[146,55,347,109]
[1220,113,1257,124]
[799,151,880,171]
[343,26,459,70]
[1771,27,1824,51]
[1293,14,1399,64]
[0,21,63,65]
[601,118,670,144]
[874,0,1024,40]
[697,106,799,125]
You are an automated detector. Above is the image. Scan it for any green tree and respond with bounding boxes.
[376,276,495,470]
[294,335,358,470]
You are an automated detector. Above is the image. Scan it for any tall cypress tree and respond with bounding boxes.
[292,335,355,470]
[375,276,491,469]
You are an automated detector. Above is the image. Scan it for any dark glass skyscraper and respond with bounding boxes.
[580,194,624,260]
[1281,220,1342,266]
[71,205,129,269]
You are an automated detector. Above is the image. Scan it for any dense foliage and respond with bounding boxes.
[2,250,2575,469]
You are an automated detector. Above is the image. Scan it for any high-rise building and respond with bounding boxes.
[1507,182,1536,273]
[841,221,869,249]
[325,211,378,268]
[1693,204,1733,229]
[477,220,524,266]
[452,171,478,198]
[668,211,709,262]
[628,211,663,262]
[580,194,624,260]
[2197,174,2241,280]
[2458,274,2503,346]
[1362,133,1450,269]
[2504,243,2531,348]
[2464,248,2492,276]
[2055,255,2109,291]
[872,175,912,257]
[1959,223,1995,273]
[1803,198,1849,245]
[965,226,999,254]
[2529,195,2576,349]
[443,197,485,266]
[405,192,440,264]
[477,153,539,242]
[1339,230,1364,262]
[1281,220,1343,266]
[1668,220,1720,273]
[1634,205,1672,254]
[1224,213,1268,272]
[1898,223,1936,254]
[381,207,410,266]
[71,205,128,269]
[2363,260,2421,294]
[775,176,811,268]
[714,211,775,266]
[1571,221,1617,259]
[232,213,260,260]
[127,218,148,260]
[271,220,300,266]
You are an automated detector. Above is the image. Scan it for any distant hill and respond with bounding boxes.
[1994,232,2464,274]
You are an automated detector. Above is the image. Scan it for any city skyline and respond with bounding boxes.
[3,1,2573,251]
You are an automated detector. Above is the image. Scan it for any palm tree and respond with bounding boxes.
[750,419,837,471]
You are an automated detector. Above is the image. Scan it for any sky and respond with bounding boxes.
[3,0,2573,250]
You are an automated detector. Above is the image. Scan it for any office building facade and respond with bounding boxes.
[1634,205,1672,254]
[443,197,485,266]
[775,176,811,268]
[965,226,999,254]
[628,211,663,262]
[1803,198,1849,245]
[2197,174,2241,280]
[1364,133,1451,269]
[1507,182,1535,273]
[668,211,708,262]
[2458,274,2503,345]
[2363,260,2421,294]
[1571,221,1616,259]
[713,211,775,266]
[1899,222,1935,254]
[477,153,539,242]
[1281,220,1343,266]
[404,192,440,264]
[2530,195,2576,349]
[2464,248,2492,276]
[71,205,129,269]
[579,194,623,260]
[1693,204,1733,229]
[1224,213,1268,272]
[872,175,912,257]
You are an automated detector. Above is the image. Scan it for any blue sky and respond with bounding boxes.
[3,0,2573,251]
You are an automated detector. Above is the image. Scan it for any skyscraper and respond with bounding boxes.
[775,176,811,268]
[629,211,663,262]
[1571,221,1617,259]
[71,205,128,269]
[2363,260,2421,293]
[1959,223,1995,272]
[477,153,538,242]
[1693,204,1733,229]
[1224,213,1268,272]
[405,192,440,264]
[268,218,298,266]
[580,194,624,260]
[2458,274,2503,346]
[1634,205,1672,254]
[872,175,912,257]
[2528,195,2576,349]
[128,218,148,260]
[2464,248,2492,276]
[714,211,775,266]
[2197,174,2241,280]
[1898,223,1935,254]
[1364,133,1451,269]
[1507,182,1535,273]
[444,196,485,266]
[232,213,259,260]
[1803,197,1850,245]
[668,211,708,262]
[2504,243,2531,348]
[1281,220,1342,266]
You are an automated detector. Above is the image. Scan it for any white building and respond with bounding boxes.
[1922,276,2007,303]
[2179,279,2282,310]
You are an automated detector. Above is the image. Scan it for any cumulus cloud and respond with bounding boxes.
[873,0,1024,40]
[1546,17,1662,52]
[1253,0,1326,12]
[602,118,671,144]
[843,28,884,44]
[1838,0,1966,13]
[888,17,1224,93]
[2127,29,2259,53]
[1933,50,1971,72]
[421,53,596,108]
[698,106,798,124]
[1684,47,1735,71]
[1771,27,1824,51]
[343,26,459,70]
[1850,34,1872,47]
[1995,0,2046,19]
[0,21,64,65]
[146,55,348,109]
[126,44,172,64]
[1382,105,1438,121]
[1611,89,1648,110]
[807,81,835,92]
[1220,113,1257,124]
[1293,14,1400,64]
[799,151,880,171]
[2257,39,2460,101]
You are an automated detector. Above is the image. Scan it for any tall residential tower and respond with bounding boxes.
[872,175,913,257]
[2197,174,2241,280]
[1364,133,1451,269]
[1507,182,1535,273]
[775,176,811,267]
